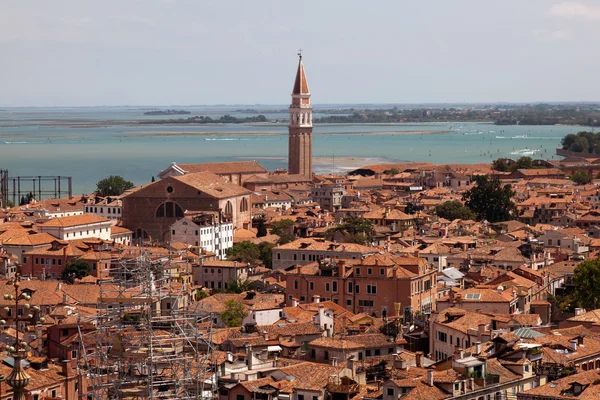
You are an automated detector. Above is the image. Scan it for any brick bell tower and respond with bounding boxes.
[288,51,312,177]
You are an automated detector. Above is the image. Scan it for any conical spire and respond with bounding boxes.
[292,54,310,95]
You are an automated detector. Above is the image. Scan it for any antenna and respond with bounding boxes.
[298,48,303,58]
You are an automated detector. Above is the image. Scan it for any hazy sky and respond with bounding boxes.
[1,0,599,106]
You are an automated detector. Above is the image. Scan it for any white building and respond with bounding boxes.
[84,198,122,222]
[37,214,112,241]
[170,215,233,259]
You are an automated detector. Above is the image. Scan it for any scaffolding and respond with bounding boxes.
[76,251,216,399]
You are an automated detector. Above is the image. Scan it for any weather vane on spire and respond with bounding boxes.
[298,48,303,58]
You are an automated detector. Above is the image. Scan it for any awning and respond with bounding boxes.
[267,345,282,352]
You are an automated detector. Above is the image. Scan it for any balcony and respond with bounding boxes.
[474,374,500,387]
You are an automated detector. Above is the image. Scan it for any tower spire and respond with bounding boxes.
[288,52,313,178]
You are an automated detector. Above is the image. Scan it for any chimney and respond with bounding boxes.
[569,339,577,351]
[347,356,356,377]
[427,369,434,387]
[497,286,503,294]
[331,357,338,367]
[415,351,423,368]
[475,342,482,355]
[314,295,321,303]
[337,260,346,277]
[469,377,475,391]
[226,352,233,362]
[247,344,254,369]
[62,360,72,378]
[292,298,299,307]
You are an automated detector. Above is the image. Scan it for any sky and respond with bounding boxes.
[1,0,600,106]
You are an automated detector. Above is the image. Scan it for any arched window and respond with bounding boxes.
[156,201,184,218]
[224,201,233,218]
[133,228,149,240]
[240,197,248,213]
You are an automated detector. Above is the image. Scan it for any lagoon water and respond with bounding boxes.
[0,106,583,194]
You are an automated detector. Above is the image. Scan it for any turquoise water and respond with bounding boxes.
[0,107,583,194]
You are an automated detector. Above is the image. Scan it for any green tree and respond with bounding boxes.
[492,158,509,172]
[435,200,476,221]
[226,241,261,265]
[258,242,274,269]
[61,258,90,283]
[386,167,400,176]
[96,175,135,197]
[226,241,274,268]
[463,175,516,223]
[573,258,600,309]
[572,170,593,185]
[270,219,295,244]
[256,218,268,237]
[326,217,375,245]
[224,278,253,294]
[508,156,533,172]
[221,299,247,327]
[195,289,209,301]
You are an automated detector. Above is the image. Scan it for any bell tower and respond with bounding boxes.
[288,51,312,177]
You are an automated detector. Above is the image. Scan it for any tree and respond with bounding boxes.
[386,167,400,176]
[221,299,247,327]
[224,278,253,294]
[256,218,268,237]
[435,200,476,221]
[61,258,90,283]
[463,175,516,223]
[573,258,600,309]
[572,170,593,185]
[508,156,533,172]
[492,158,509,172]
[226,240,274,268]
[195,289,209,301]
[226,241,261,265]
[270,219,295,244]
[96,175,135,197]
[258,242,274,269]
[326,217,375,245]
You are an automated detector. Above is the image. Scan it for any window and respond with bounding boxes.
[62,329,69,337]
[380,268,385,275]
[347,282,353,293]
[367,268,372,275]
[71,350,77,358]
[309,282,314,291]
[22,257,27,264]
[294,280,298,290]
[325,283,330,292]
[311,349,316,359]
[156,201,184,218]
[375,349,381,356]
[438,332,447,342]
[324,350,329,360]
[355,284,360,294]
[237,395,245,400]
[355,267,360,275]
[298,396,304,400]
[367,285,377,295]
[366,349,372,357]
[224,201,233,217]
[240,198,249,212]
[346,299,352,306]
[387,389,394,396]
[332,281,338,292]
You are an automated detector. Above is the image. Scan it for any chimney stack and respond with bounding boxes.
[570,339,578,351]
[314,295,320,303]
[475,342,482,355]
[415,351,423,368]
[427,369,434,387]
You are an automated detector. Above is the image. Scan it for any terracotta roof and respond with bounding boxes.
[39,214,109,227]
[172,171,251,199]
[292,56,310,95]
